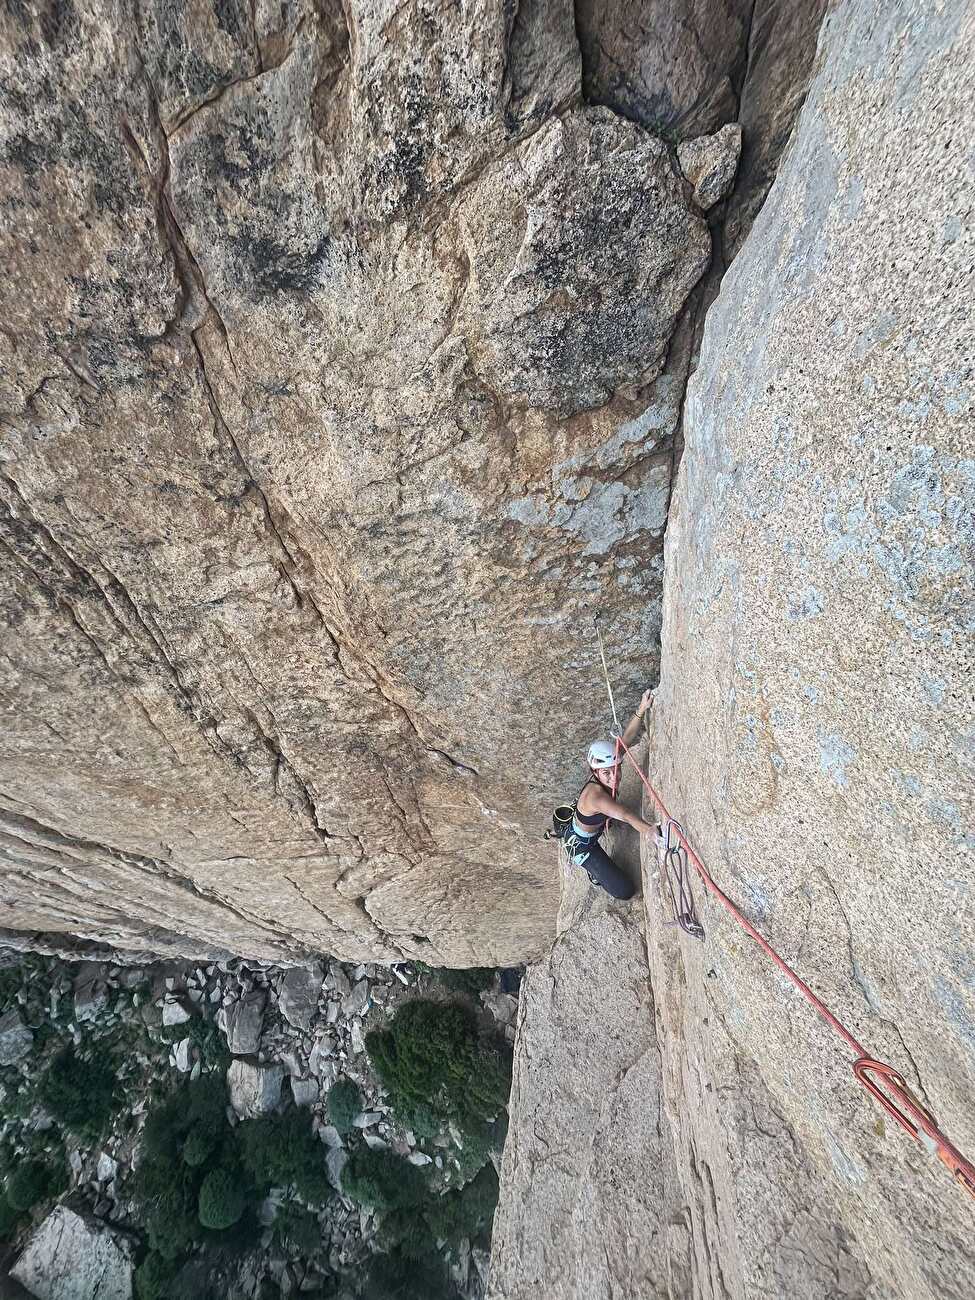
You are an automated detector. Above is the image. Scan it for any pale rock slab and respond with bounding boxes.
[290,1077,320,1107]
[227,1059,284,1119]
[219,990,266,1056]
[11,1207,133,1300]
[0,1008,33,1065]
[279,965,323,1031]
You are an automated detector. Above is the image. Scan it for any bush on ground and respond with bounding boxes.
[133,1250,177,1300]
[341,1147,428,1212]
[135,1076,240,1260]
[326,1077,360,1136]
[423,1164,499,1245]
[272,1202,321,1256]
[198,1166,246,1229]
[0,1191,20,1240]
[5,1157,64,1212]
[365,1001,510,1138]
[236,1108,331,1204]
[361,1247,459,1300]
[38,1046,118,1142]
[436,968,495,998]
[181,1124,217,1169]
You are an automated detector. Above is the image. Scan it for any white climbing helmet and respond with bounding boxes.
[587,739,619,770]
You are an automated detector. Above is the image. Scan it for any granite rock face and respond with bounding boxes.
[0,0,711,966]
[488,788,669,1300]
[493,3,975,1297]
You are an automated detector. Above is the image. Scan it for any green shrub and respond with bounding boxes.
[326,1077,360,1136]
[198,1166,245,1229]
[5,1158,62,1212]
[236,1108,331,1204]
[341,1147,428,1212]
[437,968,495,998]
[361,1247,458,1300]
[272,1202,321,1256]
[0,1192,20,1240]
[133,1250,177,1300]
[423,1163,498,1245]
[38,1046,118,1142]
[135,1076,241,1261]
[365,1001,510,1137]
[181,1124,216,1168]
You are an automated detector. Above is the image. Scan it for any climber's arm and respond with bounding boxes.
[586,783,656,836]
[619,688,655,748]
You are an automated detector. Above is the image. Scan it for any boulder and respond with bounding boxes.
[96,1152,118,1184]
[480,990,519,1029]
[0,1008,33,1065]
[173,1038,193,1073]
[677,123,743,210]
[227,1060,284,1119]
[279,965,323,1031]
[161,997,192,1027]
[574,0,752,136]
[326,966,351,1000]
[10,1207,133,1300]
[73,966,110,1023]
[319,1125,343,1150]
[352,1111,382,1129]
[219,991,266,1055]
[290,1077,320,1108]
[340,981,369,1020]
[325,1147,348,1193]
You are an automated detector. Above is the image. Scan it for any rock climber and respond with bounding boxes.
[568,689,659,900]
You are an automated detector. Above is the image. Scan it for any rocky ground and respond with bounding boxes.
[0,950,517,1299]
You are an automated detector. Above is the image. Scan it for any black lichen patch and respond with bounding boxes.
[230,232,331,296]
[38,0,78,47]
[213,0,245,39]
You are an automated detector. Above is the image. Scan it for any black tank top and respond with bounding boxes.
[574,776,608,833]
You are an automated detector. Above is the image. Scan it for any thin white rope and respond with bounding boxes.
[594,617,621,736]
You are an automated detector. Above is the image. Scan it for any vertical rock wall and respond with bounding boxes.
[491,1,974,1296]
[0,0,718,964]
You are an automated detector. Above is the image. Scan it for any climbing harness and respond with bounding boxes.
[658,818,705,940]
[594,621,975,1205]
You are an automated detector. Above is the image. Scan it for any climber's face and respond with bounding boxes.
[592,765,615,789]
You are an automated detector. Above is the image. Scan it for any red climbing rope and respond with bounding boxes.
[612,730,975,1205]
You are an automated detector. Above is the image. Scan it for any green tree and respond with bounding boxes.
[341,1147,428,1212]
[272,1202,321,1256]
[134,1075,241,1261]
[0,1191,21,1239]
[5,1158,64,1212]
[423,1163,499,1245]
[181,1124,216,1169]
[437,968,495,998]
[236,1108,331,1204]
[361,1247,458,1300]
[198,1166,245,1229]
[38,1046,118,1142]
[326,1077,360,1136]
[133,1251,177,1300]
[365,1001,510,1138]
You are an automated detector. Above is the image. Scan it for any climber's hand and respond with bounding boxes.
[638,688,655,717]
